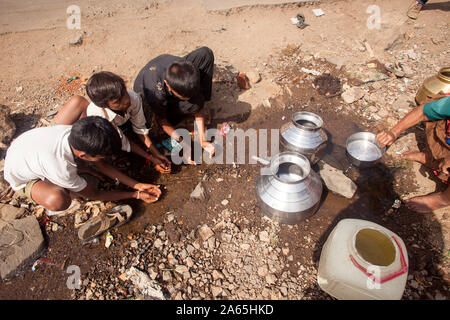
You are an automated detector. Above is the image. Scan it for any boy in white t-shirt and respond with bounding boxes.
[3,116,161,212]
[53,71,171,173]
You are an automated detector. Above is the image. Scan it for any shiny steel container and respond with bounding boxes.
[280,112,327,164]
[256,151,323,224]
[346,132,386,168]
[415,67,450,105]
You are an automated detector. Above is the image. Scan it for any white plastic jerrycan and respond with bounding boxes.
[317,219,409,300]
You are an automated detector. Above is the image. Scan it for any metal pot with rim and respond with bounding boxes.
[256,151,323,225]
[280,111,328,165]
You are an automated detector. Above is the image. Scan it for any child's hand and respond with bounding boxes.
[376,130,396,147]
[153,158,171,174]
[134,183,162,197]
[201,141,215,158]
[138,191,159,203]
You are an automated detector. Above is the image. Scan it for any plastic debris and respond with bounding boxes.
[312,9,325,17]
[32,258,56,271]
[220,122,231,137]
[291,13,308,29]
[392,199,402,209]
[161,138,182,153]
[66,76,79,83]
[126,267,165,300]
[105,231,113,248]
[236,73,250,89]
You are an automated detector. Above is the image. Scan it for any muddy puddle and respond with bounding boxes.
[1,56,447,300]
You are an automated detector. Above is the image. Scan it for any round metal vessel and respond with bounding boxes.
[346,132,385,168]
[280,112,328,164]
[256,151,323,224]
[415,67,450,105]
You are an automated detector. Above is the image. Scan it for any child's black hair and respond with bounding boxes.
[86,71,127,108]
[68,116,121,157]
[165,61,200,98]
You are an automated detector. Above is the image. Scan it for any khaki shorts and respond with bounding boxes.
[15,179,39,204]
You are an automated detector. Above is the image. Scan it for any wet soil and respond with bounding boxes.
[1,56,448,300]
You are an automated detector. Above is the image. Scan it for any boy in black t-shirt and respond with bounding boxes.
[134,46,215,160]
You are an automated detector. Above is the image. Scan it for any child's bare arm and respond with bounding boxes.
[53,95,89,125]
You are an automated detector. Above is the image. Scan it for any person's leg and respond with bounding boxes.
[53,95,89,125]
[405,185,450,213]
[29,180,72,211]
[184,47,214,101]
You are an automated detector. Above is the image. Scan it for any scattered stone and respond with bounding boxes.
[212,270,224,280]
[0,204,26,221]
[259,231,270,243]
[341,87,365,104]
[162,271,172,282]
[175,265,189,274]
[211,285,223,297]
[0,105,16,146]
[198,224,214,242]
[221,199,229,206]
[190,182,208,201]
[0,216,45,280]
[265,274,276,285]
[240,243,250,250]
[119,273,128,281]
[69,33,83,46]
[262,99,271,108]
[246,71,261,85]
[15,86,23,93]
[319,161,357,199]
[257,265,269,277]
[154,238,163,249]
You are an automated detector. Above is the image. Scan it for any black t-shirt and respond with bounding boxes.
[133,54,205,123]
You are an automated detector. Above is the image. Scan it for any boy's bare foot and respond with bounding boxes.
[401,151,426,164]
[405,193,450,213]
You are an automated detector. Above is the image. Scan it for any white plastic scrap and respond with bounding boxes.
[126,267,165,300]
[301,67,321,76]
[312,9,325,16]
[105,231,113,248]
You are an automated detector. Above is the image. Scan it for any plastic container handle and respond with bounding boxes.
[349,236,408,284]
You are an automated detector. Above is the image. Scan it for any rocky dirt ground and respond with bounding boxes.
[0,0,449,300]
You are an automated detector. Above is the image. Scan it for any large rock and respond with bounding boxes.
[198,224,214,242]
[319,161,357,199]
[0,105,16,148]
[190,182,208,201]
[0,216,45,280]
[341,87,365,104]
[0,204,26,221]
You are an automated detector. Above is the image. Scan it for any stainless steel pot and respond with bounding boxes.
[346,132,385,168]
[280,112,328,164]
[256,151,323,224]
